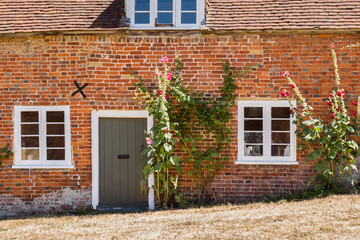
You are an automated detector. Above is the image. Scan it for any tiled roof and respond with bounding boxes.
[0,0,125,34]
[207,0,360,30]
[1,0,360,34]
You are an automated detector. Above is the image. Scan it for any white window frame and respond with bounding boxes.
[236,101,298,165]
[13,106,73,169]
[126,0,205,29]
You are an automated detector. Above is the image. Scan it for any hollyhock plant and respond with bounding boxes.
[281,43,360,190]
[134,55,180,208]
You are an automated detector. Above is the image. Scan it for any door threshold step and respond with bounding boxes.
[97,205,148,213]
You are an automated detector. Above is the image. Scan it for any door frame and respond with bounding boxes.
[91,110,154,210]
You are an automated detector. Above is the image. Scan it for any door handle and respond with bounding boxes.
[118,154,130,159]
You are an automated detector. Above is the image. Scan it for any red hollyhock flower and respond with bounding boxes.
[165,95,168,100]
[163,129,169,133]
[330,112,335,119]
[329,93,334,97]
[337,90,345,97]
[281,90,289,97]
[289,109,293,114]
[354,101,358,106]
[354,111,357,117]
[157,90,163,95]
[326,100,333,106]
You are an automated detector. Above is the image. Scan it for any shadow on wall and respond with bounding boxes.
[90,0,126,29]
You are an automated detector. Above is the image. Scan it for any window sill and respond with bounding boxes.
[235,160,298,165]
[12,165,75,169]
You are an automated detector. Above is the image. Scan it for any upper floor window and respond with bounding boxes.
[237,101,297,165]
[127,0,205,28]
[13,106,73,168]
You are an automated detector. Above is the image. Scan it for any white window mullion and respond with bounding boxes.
[264,103,271,160]
[150,0,156,26]
[40,109,47,165]
[175,0,180,27]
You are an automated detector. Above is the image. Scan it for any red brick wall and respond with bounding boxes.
[0,32,359,214]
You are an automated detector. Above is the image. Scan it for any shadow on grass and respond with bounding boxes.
[1,187,358,221]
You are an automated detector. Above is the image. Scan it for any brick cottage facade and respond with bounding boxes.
[1,0,360,216]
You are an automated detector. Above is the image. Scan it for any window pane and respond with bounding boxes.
[47,137,65,148]
[47,124,65,135]
[181,13,196,24]
[21,149,39,160]
[47,149,65,160]
[157,12,173,24]
[272,132,290,143]
[244,145,263,156]
[182,0,196,11]
[244,120,263,131]
[135,0,150,11]
[21,111,38,122]
[158,0,173,11]
[271,145,290,156]
[244,107,262,118]
[21,124,39,135]
[47,111,64,122]
[272,107,290,118]
[21,137,39,147]
[272,120,290,131]
[135,13,150,24]
[244,132,263,143]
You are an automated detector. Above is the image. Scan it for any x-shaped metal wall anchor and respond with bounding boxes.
[71,81,88,99]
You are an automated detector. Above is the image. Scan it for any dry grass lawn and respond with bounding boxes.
[1,194,360,239]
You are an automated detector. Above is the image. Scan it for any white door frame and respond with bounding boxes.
[91,110,155,210]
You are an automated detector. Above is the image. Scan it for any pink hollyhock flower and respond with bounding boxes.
[332,43,335,49]
[354,101,358,106]
[146,138,152,145]
[330,112,335,119]
[162,56,168,63]
[337,90,345,97]
[329,93,333,97]
[353,110,357,116]
[326,100,333,106]
[163,129,168,133]
[280,90,289,97]
[157,90,163,95]
[167,73,172,80]
[154,72,157,76]
[281,72,286,77]
[165,95,168,100]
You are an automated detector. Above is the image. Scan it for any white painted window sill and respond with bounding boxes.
[235,161,298,165]
[12,165,75,169]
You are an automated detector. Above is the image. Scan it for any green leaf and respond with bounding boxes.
[170,156,180,166]
[164,143,173,152]
[303,120,313,126]
[315,161,326,173]
[141,147,152,155]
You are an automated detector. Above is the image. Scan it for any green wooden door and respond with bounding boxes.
[99,118,147,207]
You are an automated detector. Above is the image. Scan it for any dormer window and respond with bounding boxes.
[127,0,205,28]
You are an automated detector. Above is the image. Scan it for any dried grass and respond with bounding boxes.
[1,194,360,240]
